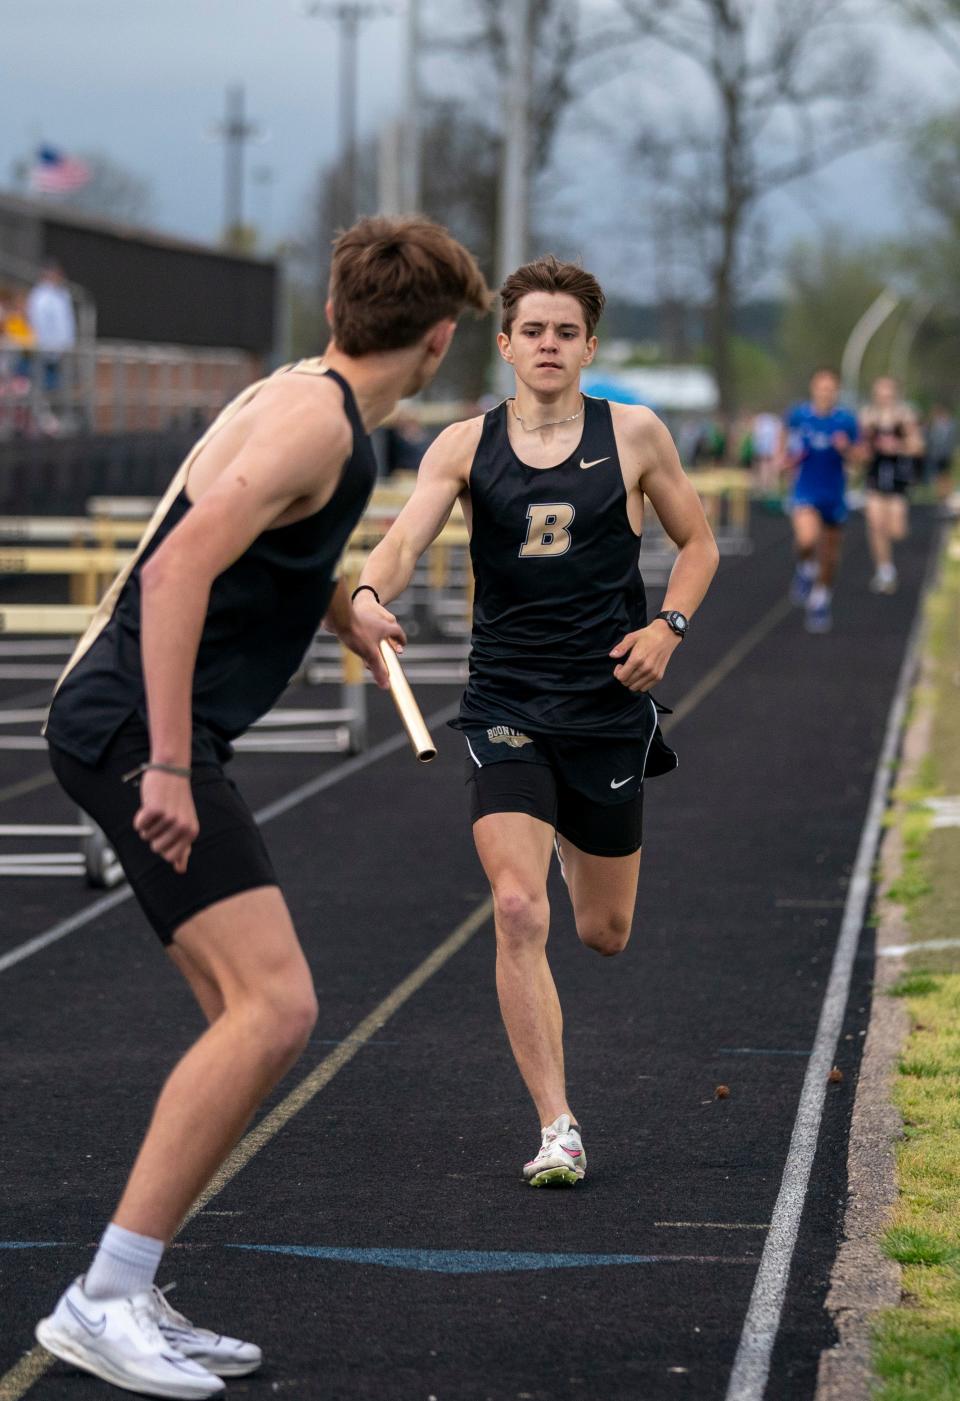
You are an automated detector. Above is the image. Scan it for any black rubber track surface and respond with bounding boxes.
[0,507,937,1401]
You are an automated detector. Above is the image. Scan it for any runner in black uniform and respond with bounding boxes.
[859,375,924,594]
[356,256,718,1187]
[32,216,489,1400]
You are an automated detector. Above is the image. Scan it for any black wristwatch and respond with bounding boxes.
[655,610,688,640]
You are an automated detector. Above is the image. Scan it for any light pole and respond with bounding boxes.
[215,85,262,247]
[840,288,901,404]
[304,3,392,228]
[494,0,533,393]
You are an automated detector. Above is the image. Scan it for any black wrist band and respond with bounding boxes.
[121,761,192,785]
[351,584,380,605]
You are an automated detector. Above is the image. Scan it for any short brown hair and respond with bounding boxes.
[500,255,605,338]
[329,216,491,357]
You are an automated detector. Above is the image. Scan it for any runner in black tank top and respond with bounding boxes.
[33,215,491,1397]
[859,374,924,595]
[355,255,719,1189]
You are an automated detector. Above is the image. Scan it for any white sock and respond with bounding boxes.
[809,584,831,608]
[84,1222,165,1300]
[800,559,818,579]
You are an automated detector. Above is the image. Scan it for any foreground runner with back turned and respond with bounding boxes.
[33,216,489,1398]
[355,256,718,1186]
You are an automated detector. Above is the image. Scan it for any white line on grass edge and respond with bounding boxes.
[723,563,934,1401]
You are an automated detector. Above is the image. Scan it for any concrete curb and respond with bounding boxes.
[815,644,936,1399]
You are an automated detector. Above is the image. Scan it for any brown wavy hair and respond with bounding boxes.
[500,255,605,338]
[329,216,491,356]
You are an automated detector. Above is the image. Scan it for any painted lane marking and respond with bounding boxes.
[655,1223,769,1231]
[0,702,460,977]
[723,543,933,1401]
[0,772,57,807]
[182,897,494,1224]
[229,1244,758,1273]
[667,596,793,727]
[774,898,846,909]
[0,592,794,981]
[3,592,799,1398]
[4,895,492,1400]
[0,1243,64,1250]
[878,938,960,958]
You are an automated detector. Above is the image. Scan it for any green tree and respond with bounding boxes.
[615,0,883,418]
[779,238,893,398]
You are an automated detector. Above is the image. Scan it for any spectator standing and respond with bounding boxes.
[26,260,76,398]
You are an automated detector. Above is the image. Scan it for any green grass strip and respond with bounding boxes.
[874,527,960,1399]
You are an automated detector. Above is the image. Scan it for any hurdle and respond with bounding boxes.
[0,547,134,606]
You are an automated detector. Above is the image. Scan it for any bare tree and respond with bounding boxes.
[893,0,960,64]
[64,153,154,226]
[616,0,882,417]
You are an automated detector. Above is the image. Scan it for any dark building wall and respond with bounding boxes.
[42,223,276,352]
[0,196,277,354]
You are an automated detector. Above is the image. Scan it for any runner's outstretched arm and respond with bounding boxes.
[353,416,481,624]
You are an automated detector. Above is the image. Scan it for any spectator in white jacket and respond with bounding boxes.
[26,260,76,394]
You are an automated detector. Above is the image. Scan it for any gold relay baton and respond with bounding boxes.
[379,640,437,763]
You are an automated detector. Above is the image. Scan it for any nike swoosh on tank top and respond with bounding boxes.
[454,396,676,775]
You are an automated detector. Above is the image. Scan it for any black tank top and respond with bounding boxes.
[46,368,376,764]
[456,396,676,770]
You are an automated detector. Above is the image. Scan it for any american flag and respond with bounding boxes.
[28,146,91,195]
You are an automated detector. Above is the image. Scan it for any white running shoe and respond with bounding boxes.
[152,1284,262,1377]
[523,1114,586,1187]
[35,1277,224,1398]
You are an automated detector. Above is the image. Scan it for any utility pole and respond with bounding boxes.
[215,85,261,248]
[494,0,533,393]
[304,3,392,228]
[378,0,420,215]
[400,0,421,211]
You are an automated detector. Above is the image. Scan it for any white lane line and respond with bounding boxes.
[668,596,793,727]
[0,591,795,980]
[0,897,493,1401]
[723,566,931,1401]
[0,591,799,1398]
[877,938,960,958]
[0,702,459,977]
[655,1223,770,1231]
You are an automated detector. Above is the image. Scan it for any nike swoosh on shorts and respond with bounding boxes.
[610,776,634,789]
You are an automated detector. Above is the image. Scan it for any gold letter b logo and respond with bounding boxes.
[519,503,575,558]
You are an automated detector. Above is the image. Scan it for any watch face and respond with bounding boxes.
[671,612,688,633]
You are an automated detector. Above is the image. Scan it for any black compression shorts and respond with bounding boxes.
[867,457,914,496]
[463,724,647,857]
[48,715,278,945]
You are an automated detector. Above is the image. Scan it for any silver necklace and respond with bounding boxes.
[510,396,584,433]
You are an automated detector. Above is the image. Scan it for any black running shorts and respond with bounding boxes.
[866,457,913,496]
[48,715,278,945]
[463,724,647,857]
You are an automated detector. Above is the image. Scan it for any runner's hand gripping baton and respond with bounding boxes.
[379,640,437,763]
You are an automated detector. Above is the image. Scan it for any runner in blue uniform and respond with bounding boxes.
[780,368,859,633]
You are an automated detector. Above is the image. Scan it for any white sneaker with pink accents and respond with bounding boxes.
[522,1114,586,1187]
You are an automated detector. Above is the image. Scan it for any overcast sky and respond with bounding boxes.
[2,0,954,298]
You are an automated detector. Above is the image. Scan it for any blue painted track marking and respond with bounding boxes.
[229,1244,757,1273]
